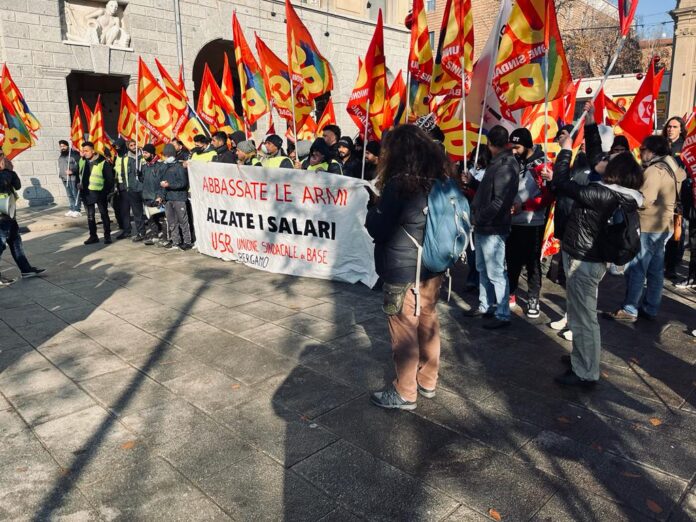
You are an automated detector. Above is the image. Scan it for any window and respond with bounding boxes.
[429,31,435,50]
[426,0,436,11]
[368,0,386,21]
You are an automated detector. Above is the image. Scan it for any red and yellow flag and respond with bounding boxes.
[431,0,474,100]
[81,99,93,131]
[408,0,434,118]
[221,53,236,109]
[70,106,84,149]
[285,0,333,102]
[117,88,143,143]
[232,12,270,126]
[255,35,313,125]
[137,58,175,143]
[435,98,481,160]
[521,97,564,145]
[316,99,336,134]
[154,59,187,122]
[603,93,627,126]
[88,96,115,158]
[0,89,34,160]
[493,0,571,111]
[347,10,386,141]
[1,65,40,136]
[383,71,407,130]
[197,64,243,134]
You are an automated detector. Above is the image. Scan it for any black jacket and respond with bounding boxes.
[0,169,20,222]
[366,176,437,284]
[175,148,190,162]
[551,149,636,262]
[80,155,114,205]
[212,145,237,164]
[160,161,189,202]
[140,159,163,202]
[471,149,519,235]
[341,157,363,179]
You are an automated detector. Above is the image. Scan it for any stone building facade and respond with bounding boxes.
[0,0,412,207]
[668,0,696,118]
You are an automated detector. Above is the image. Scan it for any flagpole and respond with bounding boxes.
[405,71,411,123]
[570,34,626,135]
[473,0,507,173]
[361,99,371,180]
[542,4,549,162]
[290,85,298,142]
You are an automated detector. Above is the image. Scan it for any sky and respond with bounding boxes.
[632,0,677,38]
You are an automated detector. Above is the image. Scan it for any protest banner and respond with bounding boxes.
[188,162,379,287]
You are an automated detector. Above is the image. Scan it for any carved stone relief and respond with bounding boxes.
[63,0,131,49]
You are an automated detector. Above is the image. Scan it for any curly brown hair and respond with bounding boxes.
[375,124,451,195]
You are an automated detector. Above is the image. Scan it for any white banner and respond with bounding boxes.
[188,162,378,287]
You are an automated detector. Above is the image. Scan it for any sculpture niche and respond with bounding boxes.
[64,0,131,49]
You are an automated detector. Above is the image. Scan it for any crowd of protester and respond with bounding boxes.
[1,105,693,410]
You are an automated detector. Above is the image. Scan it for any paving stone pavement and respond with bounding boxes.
[1,216,695,521]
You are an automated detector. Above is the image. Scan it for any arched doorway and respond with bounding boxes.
[192,39,243,118]
[66,71,130,140]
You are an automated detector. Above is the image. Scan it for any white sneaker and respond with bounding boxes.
[550,314,567,331]
[692,329,696,338]
[562,330,573,341]
[64,210,73,217]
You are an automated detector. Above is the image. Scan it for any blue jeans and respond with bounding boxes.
[64,176,81,212]
[0,219,32,273]
[622,231,671,317]
[475,232,510,320]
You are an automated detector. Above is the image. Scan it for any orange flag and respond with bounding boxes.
[298,115,317,141]
[154,59,187,121]
[435,98,480,160]
[0,89,34,160]
[197,64,243,134]
[493,0,571,111]
[81,99,93,130]
[521,97,564,145]
[232,12,270,126]
[316,99,336,134]
[137,58,175,144]
[1,64,40,135]
[117,88,138,142]
[603,93,627,126]
[408,0,434,117]
[430,0,474,99]
[70,106,84,149]
[285,0,333,102]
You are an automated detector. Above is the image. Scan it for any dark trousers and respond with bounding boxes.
[0,219,32,273]
[119,190,145,236]
[86,198,111,239]
[506,224,545,298]
[664,233,685,276]
[687,219,696,279]
[112,191,125,230]
[165,200,191,245]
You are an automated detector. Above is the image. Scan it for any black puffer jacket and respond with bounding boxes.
[551,149,638,262]
[140,158,163,203]
[160,161,189,202]
[212,144,237,164]
[471,149,519,235]
[366,176,438,284]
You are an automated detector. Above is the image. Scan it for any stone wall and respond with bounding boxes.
[0,0,410,208]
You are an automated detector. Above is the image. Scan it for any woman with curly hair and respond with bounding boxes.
[365,124,451,410]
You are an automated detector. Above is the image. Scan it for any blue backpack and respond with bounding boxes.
[404,177,471,315]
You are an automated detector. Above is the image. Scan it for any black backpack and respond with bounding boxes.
[598,196,641,265]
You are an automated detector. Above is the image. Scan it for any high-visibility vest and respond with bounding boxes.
[262,155,291,168]
[114,155,129,188]
[190,150,217,162]
[80,158,105,191]
[245,157,262,167]
[307,159,342,174]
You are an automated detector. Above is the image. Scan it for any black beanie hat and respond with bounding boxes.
[142,144,156,155]
[510,128,534,149]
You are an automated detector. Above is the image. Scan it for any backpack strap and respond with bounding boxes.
[402,227,422,317]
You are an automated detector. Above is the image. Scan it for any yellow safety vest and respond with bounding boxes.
[262,155,292,168]
[307,159,342,173]
[114,155,129,188]
[80,158,106,191]
[245,157,262,167]
[190,150,217,162]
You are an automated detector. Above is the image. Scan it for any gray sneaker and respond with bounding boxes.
[370,386,416,410]
[417,383,436,399]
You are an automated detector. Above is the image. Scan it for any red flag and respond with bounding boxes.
[618,0,638,37]
[197,64,243,134]
[0,89,34,160]
[267,112,276,136]
[1,64,40,135]
[604,95,626,126]
[594,88,607,125]
[382,71,407,130]
[232,12,270,126]
[81,99,93,130]
[88,96,115,158]
[618,60,663,147]
[316,99,336,134]
[408,0,434,118]
[680,124,696,204]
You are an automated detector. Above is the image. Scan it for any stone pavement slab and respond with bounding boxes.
[1,222,695,520]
